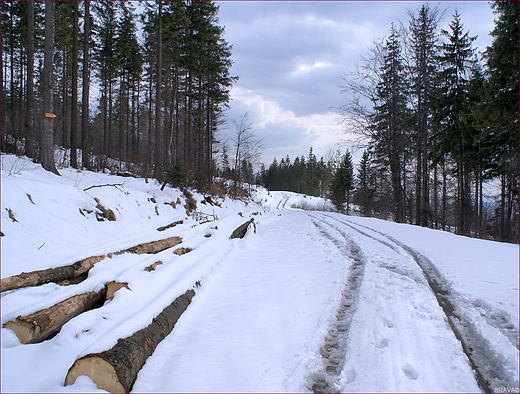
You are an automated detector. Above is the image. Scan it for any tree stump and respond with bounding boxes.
[64,289,195,393]
[3,287,107,344]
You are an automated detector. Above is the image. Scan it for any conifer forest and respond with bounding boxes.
[1,1,518,243]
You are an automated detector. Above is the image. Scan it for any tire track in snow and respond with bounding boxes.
[326,214,519,393]
[305,215,367,393]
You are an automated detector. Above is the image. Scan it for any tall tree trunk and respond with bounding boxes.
[10,8,15,145]
[154,1,163,178]
[25,0,35,159]
[433,162,438,229]
[1,32,5,150]
[442,158,446,231]
[82,0,90,169]
[41,1,59,175]
[421,133,429,226]
[108,79,113,159]
[415,132,423,225]
[479,162,483,233]
[500,174,506,240]
[71,1,79,169]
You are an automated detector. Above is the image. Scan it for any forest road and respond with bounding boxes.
[304,211,483,393]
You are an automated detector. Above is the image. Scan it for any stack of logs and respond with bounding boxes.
[2,219,256,393]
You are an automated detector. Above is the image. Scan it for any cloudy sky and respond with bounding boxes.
[214,1,497,167]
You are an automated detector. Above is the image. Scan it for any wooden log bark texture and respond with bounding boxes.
[1,255,105,292]
[3,287,107,344]
[2,236,182,293]
[112,236,182,256]
[65,289,195,393]
[230,218,255,239]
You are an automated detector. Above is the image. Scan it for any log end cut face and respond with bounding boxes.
[3,319,37,344]
[65,356,126,393]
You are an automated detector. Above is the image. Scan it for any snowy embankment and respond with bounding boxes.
[1,153,518,393]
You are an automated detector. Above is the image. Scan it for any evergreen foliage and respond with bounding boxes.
[259,148,334,198]
[330,150,355,213]
[1,0,235,188]
[338,3,518,242]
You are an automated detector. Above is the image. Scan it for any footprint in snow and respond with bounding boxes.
[401,363,418,380]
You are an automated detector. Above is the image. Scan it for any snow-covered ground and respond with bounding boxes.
[1,154,518,393]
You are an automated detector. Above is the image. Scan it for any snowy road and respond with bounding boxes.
[132,207,498,393]
[1,158,518,393]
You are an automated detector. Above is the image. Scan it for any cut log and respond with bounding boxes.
[113,236,182,256]
[1,255,106,292]
[3,287,107,344]
[65,289,195,393]
[230,218,255,239]
[2,236,182,293]
[106,281,130,300]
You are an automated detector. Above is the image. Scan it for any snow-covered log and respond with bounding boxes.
[3,287,107,344]
[111,236,182,256]
[64,289,195,393]
[230,219,255,239]
[2,236,182,293]
[0,255,106,292]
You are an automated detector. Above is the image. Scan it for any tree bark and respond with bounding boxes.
[71,1,79,169]
[25,0,35,159]
[154,1,163,178]
[1,255,106,292]
[65,289,195,393]
[112,236,182,255]
[3,287,107,344]
[41,1,59,175]
[82,1,90,169]
[1,236,182,293]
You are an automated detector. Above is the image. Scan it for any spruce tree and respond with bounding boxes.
[330,151,354,213]
[433,10,476,234]
[354,150,375,216]
[485,1,519,241]
[371,24,410,222]
[409,4,440,226]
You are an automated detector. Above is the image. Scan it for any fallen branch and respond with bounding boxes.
[65,289,195,393]
[83,183,124,192]
[191,211,218,224]
[3,287,107,344]
[157,220,183,232]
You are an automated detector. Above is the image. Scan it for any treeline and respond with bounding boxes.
[338,2,518,242]
[1,1,235,185]
[258,147,335,197]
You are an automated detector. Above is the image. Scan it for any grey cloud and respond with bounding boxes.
[217,1,495,166]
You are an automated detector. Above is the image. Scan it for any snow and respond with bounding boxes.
[1,154,518,393]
